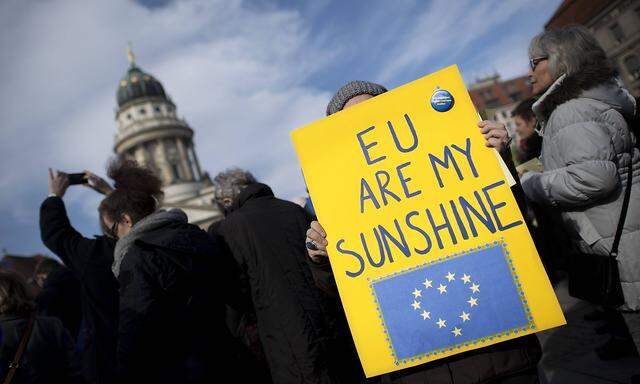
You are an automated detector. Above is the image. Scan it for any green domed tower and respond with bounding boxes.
[116,65,167,107]
[113,46,219,227]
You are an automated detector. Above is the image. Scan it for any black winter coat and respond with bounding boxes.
[0,314,82,384]
[39,196,118,383]
[116,216,247,383]
[208,222,274,382]
[218,183,362,384]
[35,266,82,339]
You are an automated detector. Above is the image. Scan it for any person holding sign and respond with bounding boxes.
[304,80,542,383]
[521,26,640,360]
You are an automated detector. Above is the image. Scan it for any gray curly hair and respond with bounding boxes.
[528,25,608,80]
[213,167,257,203]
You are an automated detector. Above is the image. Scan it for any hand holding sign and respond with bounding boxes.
[306,221,328,261]
[478,120,511,153]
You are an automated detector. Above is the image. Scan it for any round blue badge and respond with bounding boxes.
[430,89,455,112]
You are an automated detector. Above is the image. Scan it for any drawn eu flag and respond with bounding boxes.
[371,243,533,362]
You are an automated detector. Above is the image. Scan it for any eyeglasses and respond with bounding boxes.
[108,221,119,240]
[529,56,548,71]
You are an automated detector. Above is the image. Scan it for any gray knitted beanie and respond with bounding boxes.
[326,80,388,116]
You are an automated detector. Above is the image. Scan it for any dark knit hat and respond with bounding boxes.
[326,80,388,116]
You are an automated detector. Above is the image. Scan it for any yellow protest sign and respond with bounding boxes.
[291,65,565,377]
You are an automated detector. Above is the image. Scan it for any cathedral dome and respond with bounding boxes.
[117,64,167,107]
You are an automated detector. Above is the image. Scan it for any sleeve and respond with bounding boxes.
[207,221,249,312]
[501,147,529,216]
[60,324,83,383]
[216,220,256,314]
[521,121,619,207]
[306,257,339,297]
[39,196,96,275]
[116,248,159,377]
[218,218,249,269]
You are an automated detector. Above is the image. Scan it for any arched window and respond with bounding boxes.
[170,163,181,182]
[165,140,182,182]
[624,55,640,80]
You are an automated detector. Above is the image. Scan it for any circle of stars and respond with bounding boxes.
[410,271,480,338]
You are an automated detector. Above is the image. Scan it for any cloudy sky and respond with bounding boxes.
[0,0,562,257]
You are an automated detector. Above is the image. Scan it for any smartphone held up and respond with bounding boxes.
[67,172,88,185]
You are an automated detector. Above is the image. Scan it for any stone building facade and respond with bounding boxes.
[546,0,640,96]
[468,74,534,137]
[113,49,220,228]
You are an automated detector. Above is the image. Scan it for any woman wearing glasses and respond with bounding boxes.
[98,159,244,383]
[521,25,640,360]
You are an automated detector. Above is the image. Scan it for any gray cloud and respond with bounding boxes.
[0,0,330,254]
[0,0,563,256]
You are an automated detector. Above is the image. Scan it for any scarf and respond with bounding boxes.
[111,209,188,278]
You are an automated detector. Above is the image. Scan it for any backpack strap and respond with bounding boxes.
[3,314,36,384]
[610,118,636,257]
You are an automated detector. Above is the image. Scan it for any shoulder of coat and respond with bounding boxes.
[547,97,609,130]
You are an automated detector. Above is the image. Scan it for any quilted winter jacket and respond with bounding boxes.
[521,65,640,310]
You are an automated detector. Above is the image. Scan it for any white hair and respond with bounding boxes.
[213,167,257,201]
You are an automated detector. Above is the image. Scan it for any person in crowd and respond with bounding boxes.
[33,257,82,340]
[512,98,542,164]
[208,186,273,383]
[306,80,542,383]
[0,270,82,383]
[41,169,119,383]
[519,25,640,360]
[98,159,243,383]
[212,168,362,384]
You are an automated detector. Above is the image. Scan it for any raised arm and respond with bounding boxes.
[40,196,94,274]
[40,169,113,275]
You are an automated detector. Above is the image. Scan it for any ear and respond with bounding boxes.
[122,213,134,228]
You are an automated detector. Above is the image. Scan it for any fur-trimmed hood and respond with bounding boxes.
[532,63,635,123]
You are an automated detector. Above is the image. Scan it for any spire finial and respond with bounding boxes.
[127,41,136,66]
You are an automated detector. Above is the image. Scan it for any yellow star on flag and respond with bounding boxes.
[411,300,421,310]
[460,311,470,322]
[468,297,478,307]
[437,318,446,328]
[412,288,422,298]
[461,274,471,284]
[445,272,455,282]
[470,283,480,293]
[421,310,431,320]
[422,278,433,289]
[452,327,462,337]
[437,284,447,294]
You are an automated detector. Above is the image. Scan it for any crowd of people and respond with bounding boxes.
[1,25,639,384]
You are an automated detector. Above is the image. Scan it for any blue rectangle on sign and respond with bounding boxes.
[371,243,533,362]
